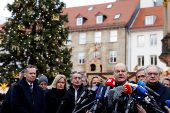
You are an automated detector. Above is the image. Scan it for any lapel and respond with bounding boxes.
[19,78,34,110]
[156,82,165,101]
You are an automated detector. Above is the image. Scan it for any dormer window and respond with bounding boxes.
[96,13,107,24]
[107,4,113,9]
[88,7,94,11]
[145,15,157,25]
[97,16,103,23]
[77,18,82,25]
[114,14,121,19]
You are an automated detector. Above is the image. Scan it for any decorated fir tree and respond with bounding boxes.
[0,0,73,83]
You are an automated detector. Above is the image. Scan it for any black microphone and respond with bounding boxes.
[159,101,170,112]
[108,89,116,107]
[93,84,106,113]
[137,81,160,97]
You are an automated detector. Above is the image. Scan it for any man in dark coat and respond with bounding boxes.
[57,71,85,113]
[144,65,170,113]
[1,69,25,113]
[11,65,45,113]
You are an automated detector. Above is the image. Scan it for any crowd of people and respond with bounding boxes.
[0,63,170,113]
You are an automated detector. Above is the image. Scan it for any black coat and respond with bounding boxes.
[45,88,66,113]
[57,83,85,113]
[1,85,13,113]
[11,77,45,113]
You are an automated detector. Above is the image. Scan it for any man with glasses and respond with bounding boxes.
[57,71,85,113]
[136,68,147,83]
[145,65,170,105]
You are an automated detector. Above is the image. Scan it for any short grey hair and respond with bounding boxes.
[70,71,83,79]
[25,65,36,73]
[113,63,128,72]
[82,74,88,82]
[144,65,162,75]
[161,76,170,84]
[136,68,145,76]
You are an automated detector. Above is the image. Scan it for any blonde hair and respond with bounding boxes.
[90,75,104,88]
[51,74,68,89]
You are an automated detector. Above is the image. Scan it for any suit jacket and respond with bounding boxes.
[11,77,45,113]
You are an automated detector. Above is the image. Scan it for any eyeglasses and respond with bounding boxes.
[114,70,127,74]
[147,72,159,76]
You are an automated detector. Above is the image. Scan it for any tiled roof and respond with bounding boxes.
[130,6,163,31]
[62,0,140,30]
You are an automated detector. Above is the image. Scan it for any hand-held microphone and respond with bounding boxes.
[93,84,106,113]
[123,84,132,94]
[104,78,115,98]
[123,84,133,113]
[80,85,99,105]
[137,80,160,97]
[165,100,170,108]
[108,89,116,107]
[159,101,170,111]
[76,88,89,104]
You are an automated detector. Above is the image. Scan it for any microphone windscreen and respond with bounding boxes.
[108,89,115,107]
[137,80,146,87]
[95,84,106,100]
[113,86,123,100]
[90,85,98,92]
[165,100,170,108]
[95,83,101,87]
[137,85,148,95]
[123,84,132,94]
[106,78,116,88]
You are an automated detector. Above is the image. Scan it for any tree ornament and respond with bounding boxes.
[53,14,59,21]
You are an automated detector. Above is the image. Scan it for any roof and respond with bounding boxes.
[62,0,140,30]
[130,6,163,31]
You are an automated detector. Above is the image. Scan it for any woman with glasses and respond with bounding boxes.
[45,74,68,113]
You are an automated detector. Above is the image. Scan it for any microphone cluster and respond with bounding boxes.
[72,79,170,113]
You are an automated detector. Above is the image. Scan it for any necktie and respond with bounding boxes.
[30,84,33,92]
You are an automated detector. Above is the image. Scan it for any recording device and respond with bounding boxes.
[108,89,116,107]
[104,78,115,99]
[159,100,170,112]
[92,84,106,113]
[137,80,160,97]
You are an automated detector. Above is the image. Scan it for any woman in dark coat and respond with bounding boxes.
[45,74,68,113]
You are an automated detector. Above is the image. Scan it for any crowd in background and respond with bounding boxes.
[0,63,170,113]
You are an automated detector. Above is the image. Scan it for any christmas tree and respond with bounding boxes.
[0,0,73,83]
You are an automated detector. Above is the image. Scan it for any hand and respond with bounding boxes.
[168,109,170,113]
[136,104,146,113]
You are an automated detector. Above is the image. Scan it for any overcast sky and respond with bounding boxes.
[0,0,114,24]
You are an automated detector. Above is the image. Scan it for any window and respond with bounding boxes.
[107,4,113,9]
[94,32,101,43]
[77,18,82,25]
[78,53,85,64]
[109,51,117,63]
[110,30,117,42]
[93,51,100,59]
[137,36,144,47]
[145,15,156,25]
[114,14,121,19]
[88,7,94,11]
[151,55,157,65]
[138,56,144,67]
[151,34,157,46]
[66,34,71,45]
[96,16,102,23]
[79,33,86,44]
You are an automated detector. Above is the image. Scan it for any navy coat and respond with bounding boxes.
[11,77,45,113]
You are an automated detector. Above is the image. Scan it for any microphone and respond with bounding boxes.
[165,100,170,108]
[76,88,89,104]
[159,101,170,111]
[93,84,106,113]
[104,78,115,99]
[123,84,134,113]
[80,85,98,105]
[108,89,115,107]
[137,80,160,97]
